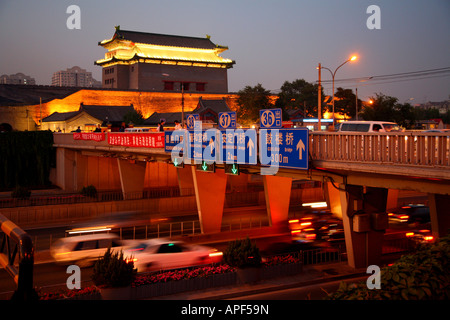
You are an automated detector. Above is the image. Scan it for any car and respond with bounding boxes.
[50,233,133,267]
[388,204,430,225]
[338,121,402,133]
[289,213,343,243]
[289,216,316,240]
[123,238,223,272]
[319,222,345,243]
[406,229,435,245]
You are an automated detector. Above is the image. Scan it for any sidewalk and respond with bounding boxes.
[144,262,367,300]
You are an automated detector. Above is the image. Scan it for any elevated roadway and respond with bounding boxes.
[50,131,450,269]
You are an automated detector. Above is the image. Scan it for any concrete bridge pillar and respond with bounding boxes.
[263,175,292,226]
[117,159,147,200]
[387,189,399,210]
[428,193,450,239]
[191,166,227,234]
[335,184,388,269]
[325,181,343,219]
[177,165,195,195]
[55,148,88,192]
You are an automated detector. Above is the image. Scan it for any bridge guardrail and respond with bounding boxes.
[310,131,450,170]
[54,131,450,170]
[0,213,38,300]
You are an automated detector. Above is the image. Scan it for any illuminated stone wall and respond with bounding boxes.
[14,89,238,130]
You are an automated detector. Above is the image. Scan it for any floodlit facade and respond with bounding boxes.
[95,27,235,92]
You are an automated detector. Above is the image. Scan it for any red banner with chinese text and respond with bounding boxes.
[73,132,105,142]
[108,133,164,148]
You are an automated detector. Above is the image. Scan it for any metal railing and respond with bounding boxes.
[311,131,450,169]
[0,184,323,210]
[0,187,196,209]
[0,213,38,301]
[32,216,269,252]
[300,246,344,265]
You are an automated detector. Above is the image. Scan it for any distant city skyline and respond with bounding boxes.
[51,66,101,88]
[0,0,449,104]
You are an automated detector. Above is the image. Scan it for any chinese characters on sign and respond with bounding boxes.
[73,132,105,141]
[259,128,308,170]
[108,133,164,148]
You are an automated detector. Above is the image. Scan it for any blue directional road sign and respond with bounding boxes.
[259,128,309,170]
[219,129,257,165]
[260,108,282,129]
[218,111,237,129]
[186,114,200,130]
[165,130,186,154]
[165,129,217,162]
[190,129,217,162]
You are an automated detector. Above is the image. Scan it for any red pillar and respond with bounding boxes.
[263,175,292,226]
[117,159,146,200]
[191,167,227,234]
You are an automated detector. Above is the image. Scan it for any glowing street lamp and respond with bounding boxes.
[319,55,358,128]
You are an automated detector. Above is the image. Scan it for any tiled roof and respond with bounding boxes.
[80,104,135,122]
[106,29,219,50]
[144,112,185,125]
[42,104,134,123]
[192,98,231,114]
[42,111,79,122]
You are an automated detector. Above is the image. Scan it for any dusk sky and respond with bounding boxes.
[1,0,449,104]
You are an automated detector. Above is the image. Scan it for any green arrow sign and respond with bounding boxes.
[224,163,239,175]
[196,161,215,173]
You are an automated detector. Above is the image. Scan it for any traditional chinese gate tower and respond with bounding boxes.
[95,26,235,92]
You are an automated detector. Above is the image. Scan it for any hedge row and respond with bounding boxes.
[326,234,450,300]
[0,131,54,189]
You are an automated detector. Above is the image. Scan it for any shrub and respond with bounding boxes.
[326,233,450,300]
[92,248,136,288]
[224,237,262,269]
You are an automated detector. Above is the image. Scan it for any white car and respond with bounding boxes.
[124,238,223,272]
[50,233,133,267]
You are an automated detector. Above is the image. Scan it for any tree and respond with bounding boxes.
[394,103,416,129]
[275,79,322,118]
[123,109,145,125]
[334,87,361,119]
[360,93,399,121]
[236,84,273,125]
[360,93,418,128]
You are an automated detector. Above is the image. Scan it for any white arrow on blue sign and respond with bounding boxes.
[219,129,257,165]
[259,128,309,170]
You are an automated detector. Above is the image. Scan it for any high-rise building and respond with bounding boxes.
[51,66,101,87]
[0,73,36,85]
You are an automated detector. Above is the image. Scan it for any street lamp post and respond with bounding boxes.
[181,82,185,128]
[319,56,357,129]
[318,63,322,131]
